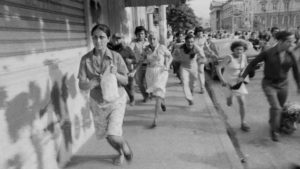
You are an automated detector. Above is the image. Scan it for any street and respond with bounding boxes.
[64,74,243,169]
[206,69,300,169]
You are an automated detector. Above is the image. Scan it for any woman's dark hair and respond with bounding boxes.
[134,26,147,35]
[91,24,111,37]
[259,33,270,41]
[185,34,194,41]
[275,31,293,41]
[230,41,248,52]
[194,26,204,35]
[234,31,241,36]
[175,31,184,37]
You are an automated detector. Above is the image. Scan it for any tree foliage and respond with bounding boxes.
[167,4,200,32]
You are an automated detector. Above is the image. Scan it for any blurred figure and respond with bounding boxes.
[169,31,185,83]
[239,31,300,142]
[295,26,300,44]
[129,31,173,128]
[233,31,241,39]
[108,33,137,106]
[173,34,206,105]
[194,26,207,93]
[216,41,250,132]
[258,34,270,52]
[129,26,149,102]
[240,31,248,40]
[166,30,174,48]
[248,32,260,51]
[268,26,280,47]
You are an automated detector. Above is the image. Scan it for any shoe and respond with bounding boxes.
[270,131,279,142]
[226,97,232,106]
[241,123,250,132]
[187,99,194,106]
[122,141,133,162]
[150,123,157,128]
[129,100,135,106]
[161,103,166,112]
[113,155,124,166]
[143,97,149,103]
[199,88,205,94]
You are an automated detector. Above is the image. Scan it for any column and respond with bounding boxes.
[159,5,167,45]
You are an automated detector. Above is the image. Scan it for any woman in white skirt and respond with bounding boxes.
[216,41,250,132]
[130,31,173,128]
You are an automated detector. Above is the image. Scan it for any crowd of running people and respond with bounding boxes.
[77,23,300,165]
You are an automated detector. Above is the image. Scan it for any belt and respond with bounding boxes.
[264,78,287,84]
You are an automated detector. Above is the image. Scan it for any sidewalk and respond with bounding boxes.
[64,74,243,169]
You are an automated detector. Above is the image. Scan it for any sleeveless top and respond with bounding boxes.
[223,54,247,86]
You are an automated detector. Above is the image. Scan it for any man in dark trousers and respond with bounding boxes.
[108,33,137,106]
[238,31,300,142]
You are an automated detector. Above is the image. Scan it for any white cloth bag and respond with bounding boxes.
[101,65,120,102]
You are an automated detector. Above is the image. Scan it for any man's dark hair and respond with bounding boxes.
[134,26,147,35]
[230,41,248,52]
[91,24,111,37]
[185,34,194,41]
[175,31,184,37]
[271,26,279,33]
[194,26,204,35]
[275,31,293,41]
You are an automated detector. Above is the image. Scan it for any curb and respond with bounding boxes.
[204,73,246,169]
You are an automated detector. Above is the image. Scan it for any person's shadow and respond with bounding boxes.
[65,154,117,168]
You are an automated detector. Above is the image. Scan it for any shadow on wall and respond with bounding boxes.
[0,60,92,169]
[90,0,102,24]
[90,0,131,38]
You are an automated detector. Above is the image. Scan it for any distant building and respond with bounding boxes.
[251,0,300,31]
[210,0,300,32]
[210,0,226,31]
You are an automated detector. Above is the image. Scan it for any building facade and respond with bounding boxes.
[210,0,226,31]
[252,0,300,31]
[0,0,181,168]
[210,0,300,32]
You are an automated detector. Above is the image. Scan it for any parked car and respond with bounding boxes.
[205,39,262,80]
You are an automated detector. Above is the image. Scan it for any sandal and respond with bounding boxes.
[113,155,124,166]
[241,123,250,132]
[226,97,232,106]
[122,141,133,162]
[161,103,166,112]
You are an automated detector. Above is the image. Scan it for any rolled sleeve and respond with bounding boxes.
[115,53,129,85]
[77,58,91,90]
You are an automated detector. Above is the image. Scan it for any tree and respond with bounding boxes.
[167,4,200,33]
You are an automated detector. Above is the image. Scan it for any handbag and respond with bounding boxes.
[230,55,249,90]
[100,65,120,102]
[230,82,243,90]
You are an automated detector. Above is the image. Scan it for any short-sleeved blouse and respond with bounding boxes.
[77,48,128,104]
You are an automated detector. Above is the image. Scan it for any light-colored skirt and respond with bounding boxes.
[89,88,127,139]
[224,83,248,98]
[145,66,169,98]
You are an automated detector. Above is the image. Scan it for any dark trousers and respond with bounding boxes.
[172,61,181,80]
[262,79,288,132]
[135,65,148,99]
[124,76,135,102]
